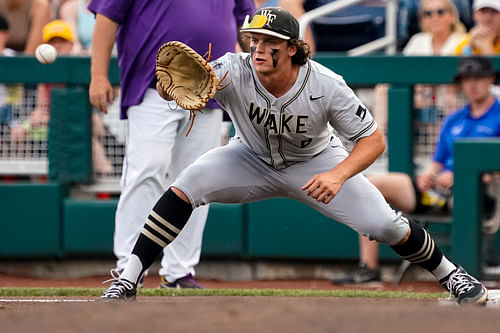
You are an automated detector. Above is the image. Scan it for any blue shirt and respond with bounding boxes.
[433,98,500,171]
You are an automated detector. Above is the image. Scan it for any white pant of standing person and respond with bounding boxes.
[113,88,222,282]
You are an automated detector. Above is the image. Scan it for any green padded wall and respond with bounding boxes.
[453,139,500,276]
[48,88,93,184]
[246,198,359,259]
[202,203,246,257]
[0,183,62,257]
[62,199,117,255]
[62,200,246,257]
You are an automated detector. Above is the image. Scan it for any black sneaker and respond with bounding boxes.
[440,266,488,304]
[99,277,137,302]
[331,262,381,285]
[159,273,204,289]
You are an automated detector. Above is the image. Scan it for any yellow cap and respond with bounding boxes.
[43,20,73,43]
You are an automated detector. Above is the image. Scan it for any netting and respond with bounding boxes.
[0,83,479,190]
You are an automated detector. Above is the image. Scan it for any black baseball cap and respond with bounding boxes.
[453,56,499,83]
[0,13,9,31]
[240,7,299,40]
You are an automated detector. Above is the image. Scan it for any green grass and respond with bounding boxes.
[0,287,445,300]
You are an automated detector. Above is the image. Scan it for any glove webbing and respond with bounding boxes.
[185,44,231,136]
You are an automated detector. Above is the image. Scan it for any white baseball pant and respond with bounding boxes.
[114,88,222,282]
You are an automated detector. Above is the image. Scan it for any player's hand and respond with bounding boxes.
[416,171,435,192]
[89,74,114,113]
[435,170,453,190]
[156,82,174,101]
[469,25,496,54]
[301,171,345,204]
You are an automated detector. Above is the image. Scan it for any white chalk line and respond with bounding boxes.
[0,298,95,303]
[438,289,500,307]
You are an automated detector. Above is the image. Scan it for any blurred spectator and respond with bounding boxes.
[0,12,13,55]
[0,13,15,136]
[0,0,51,54]
[336,0,469,284]
[404,0,467,54]
[10,19,112,173]
[404,0,467,125]
[59,0,93,54]
[455,0,500,55]
[333,56,500,285]
[374,0,466,134]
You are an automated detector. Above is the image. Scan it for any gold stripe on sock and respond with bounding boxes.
[141,229,167,248]
[151,210,181,235]
[146,219,175,242]
[403,232,435,263]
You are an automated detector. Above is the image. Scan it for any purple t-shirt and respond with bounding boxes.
[88,0,255,118]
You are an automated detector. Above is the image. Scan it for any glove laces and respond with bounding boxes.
[185,43,230,137]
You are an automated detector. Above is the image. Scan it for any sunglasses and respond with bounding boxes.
[423,8,448,17]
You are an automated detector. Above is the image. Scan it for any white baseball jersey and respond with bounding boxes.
[171,53,409,245]
[211,53,376,169]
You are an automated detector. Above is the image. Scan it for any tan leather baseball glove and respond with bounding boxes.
[156,41,226,135]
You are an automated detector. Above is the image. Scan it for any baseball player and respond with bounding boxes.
[100,7,488,304]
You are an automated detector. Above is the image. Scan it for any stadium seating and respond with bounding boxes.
[310,5,386,52]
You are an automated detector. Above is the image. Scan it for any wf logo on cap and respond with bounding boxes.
[240,7,300,40]
[259,9,277,27]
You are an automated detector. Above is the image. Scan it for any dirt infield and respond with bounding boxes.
[2,296,500,333]
[1,274,500,332]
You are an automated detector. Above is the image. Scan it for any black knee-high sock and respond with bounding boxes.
[391,220,444,272]
[132,188,193,275]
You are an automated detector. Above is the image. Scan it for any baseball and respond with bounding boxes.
[35,44,57,64]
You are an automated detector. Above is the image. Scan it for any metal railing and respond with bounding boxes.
[298,0,398,56]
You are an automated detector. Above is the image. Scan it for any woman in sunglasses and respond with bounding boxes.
[403,0,467,127]
[404,0,466,55]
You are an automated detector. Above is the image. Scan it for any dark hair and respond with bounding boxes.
[288,39,312,65]
[0,13,9,31]
[453,56,499,83]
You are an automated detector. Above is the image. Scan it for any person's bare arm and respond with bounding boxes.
[302,128,386,203]
[89,14,118,113]
[59,0,83,54]
[25,0,51,54]
[29,83,50,127]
